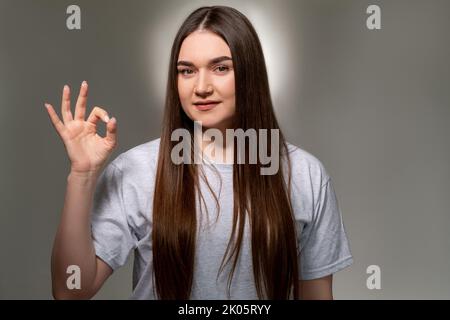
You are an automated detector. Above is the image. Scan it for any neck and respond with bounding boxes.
[193,124,234,164]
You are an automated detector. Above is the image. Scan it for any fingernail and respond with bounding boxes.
[111,117,116,123]
[64,85,69,91]
[82,81,87,87]
[44,103,49,109]
[104,115,110,122]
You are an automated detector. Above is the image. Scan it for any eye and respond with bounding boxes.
[178,68,194,76]
[214,65,230,73]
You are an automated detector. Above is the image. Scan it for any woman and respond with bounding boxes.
[46,5,353,300]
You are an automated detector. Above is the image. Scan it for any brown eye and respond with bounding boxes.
[178,69,194,75]
[215,65,229,73]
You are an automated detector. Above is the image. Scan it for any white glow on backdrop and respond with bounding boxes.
[244,4,294,113]
[145,2,199,111]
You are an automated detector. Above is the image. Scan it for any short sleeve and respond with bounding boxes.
[298,177,354,280]
[90,160,137,271]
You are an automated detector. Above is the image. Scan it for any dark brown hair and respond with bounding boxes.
[152,5,300,299]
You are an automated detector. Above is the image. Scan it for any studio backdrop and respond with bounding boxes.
[0,0,449,299]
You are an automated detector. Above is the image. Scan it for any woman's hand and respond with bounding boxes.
[45,81,118,174]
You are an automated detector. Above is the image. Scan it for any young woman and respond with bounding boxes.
[46,6,353,300]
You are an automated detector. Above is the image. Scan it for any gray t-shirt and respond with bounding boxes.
[91,138,353,299]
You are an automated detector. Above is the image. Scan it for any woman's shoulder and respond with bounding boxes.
[109,137,161,173]
[284,141,331,188]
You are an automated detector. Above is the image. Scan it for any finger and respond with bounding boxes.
[74,81,88,121]
[45,103,66,137]
[61,85,73,124]
[105,117,117,146]
[86,106,109,127]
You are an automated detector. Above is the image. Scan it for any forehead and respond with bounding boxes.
[178,30,231,64]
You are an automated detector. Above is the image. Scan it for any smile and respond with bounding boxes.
[193,101,221,111]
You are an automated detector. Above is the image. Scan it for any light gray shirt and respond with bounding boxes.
[91,138,354,299]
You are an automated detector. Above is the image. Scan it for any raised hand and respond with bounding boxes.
[45,81,118,174]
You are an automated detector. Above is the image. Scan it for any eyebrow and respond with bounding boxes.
[176,56,232,67]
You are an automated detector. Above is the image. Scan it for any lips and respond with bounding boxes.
[193,100,221,111]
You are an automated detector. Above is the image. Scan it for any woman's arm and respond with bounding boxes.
[298,275,333,300]
[45,82,118,299]
[51,171,113,299]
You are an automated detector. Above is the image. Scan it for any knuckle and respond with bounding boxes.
[107,140,117,150]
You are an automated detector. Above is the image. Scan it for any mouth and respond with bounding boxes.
[193,100,221,111]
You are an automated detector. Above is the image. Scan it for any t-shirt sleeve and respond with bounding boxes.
[298,176,354,280]
[90,160,137,271]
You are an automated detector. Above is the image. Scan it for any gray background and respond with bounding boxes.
[1,0,449,299]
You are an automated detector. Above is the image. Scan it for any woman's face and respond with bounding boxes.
[177,29,236,131]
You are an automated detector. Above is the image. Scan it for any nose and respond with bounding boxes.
[194,69,213,98]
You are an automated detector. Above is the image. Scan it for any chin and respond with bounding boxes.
[193,118,222,129]
[188,111,221,126]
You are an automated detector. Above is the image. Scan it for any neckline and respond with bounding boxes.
[201,153,233,173]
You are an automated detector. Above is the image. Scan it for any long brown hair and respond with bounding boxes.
[152,5,300,299]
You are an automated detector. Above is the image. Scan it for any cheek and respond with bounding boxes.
[216,75,235,105]
[222,75,235,98]
[177,79,192,103]
[177,80,193,117]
